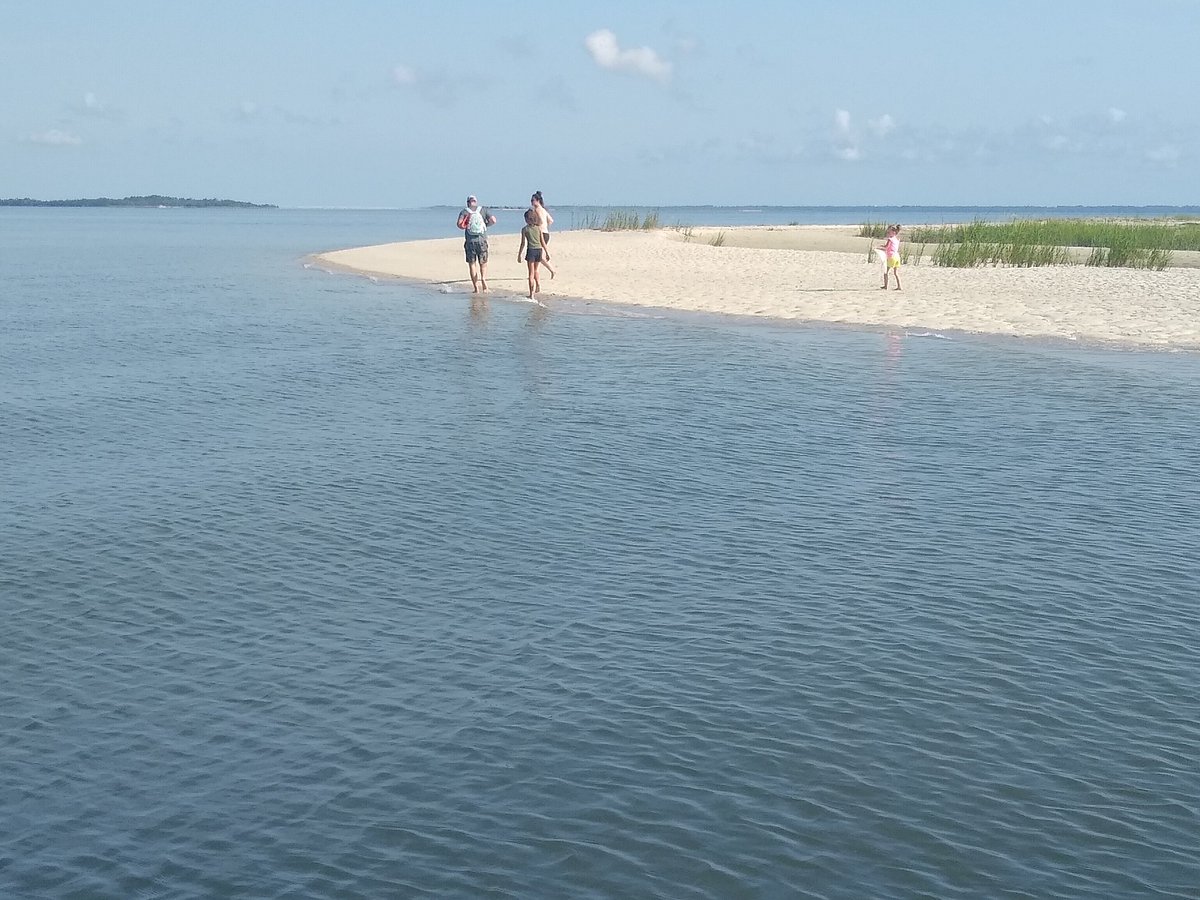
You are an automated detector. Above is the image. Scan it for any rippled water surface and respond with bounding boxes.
[3,209,1199,898]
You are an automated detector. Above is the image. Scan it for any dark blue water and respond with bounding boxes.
[3,208,1199,899]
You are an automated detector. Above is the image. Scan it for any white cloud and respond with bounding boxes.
[74,91,123,120]
[1107,107,1126,124]
[584,29,672,81]
[1146,144,1180,164]
[27,129,82,146]
[230,100,338,128]
[386,63,461,107]
[832,109,860,161]
[869,114,895,137]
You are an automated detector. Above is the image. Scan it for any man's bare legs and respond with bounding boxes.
[469,259,489,293]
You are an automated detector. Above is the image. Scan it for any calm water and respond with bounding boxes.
[3,208,1199,899]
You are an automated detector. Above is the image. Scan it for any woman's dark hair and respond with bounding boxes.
[532,190,544,204]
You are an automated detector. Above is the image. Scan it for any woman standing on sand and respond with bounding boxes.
[531,191,556,279]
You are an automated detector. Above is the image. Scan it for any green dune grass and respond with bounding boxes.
[857,218,1199,269]
[577,209,662,231]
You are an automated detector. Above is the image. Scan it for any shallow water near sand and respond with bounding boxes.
[3,207,1199,898]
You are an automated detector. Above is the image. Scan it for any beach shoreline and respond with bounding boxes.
[313,226,1200,350]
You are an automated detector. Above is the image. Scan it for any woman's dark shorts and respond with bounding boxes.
[464,236,488,264]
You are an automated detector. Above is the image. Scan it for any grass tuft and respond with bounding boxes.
[578,209,663,231]
[858,221,890,239]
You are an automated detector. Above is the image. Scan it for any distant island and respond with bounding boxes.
[1,195,276,208]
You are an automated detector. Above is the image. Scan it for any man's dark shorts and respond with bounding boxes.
[464,236,488,264]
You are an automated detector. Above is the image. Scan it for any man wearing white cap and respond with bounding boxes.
[456,194,497,293]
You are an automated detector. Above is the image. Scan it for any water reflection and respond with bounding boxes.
[468,296,490,326]
[884,331,904,374]
[524,301,550,331]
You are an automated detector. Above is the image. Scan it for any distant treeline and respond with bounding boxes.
[1,195,276,208]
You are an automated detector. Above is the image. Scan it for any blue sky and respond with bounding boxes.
[4,1,1198,208]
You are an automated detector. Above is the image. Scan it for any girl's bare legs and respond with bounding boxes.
[526,261,537,298]
[892,266,901,290]
[533,261,542,296]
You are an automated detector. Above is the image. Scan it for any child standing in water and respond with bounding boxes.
[516,208,547,300]
[880,224,902,290]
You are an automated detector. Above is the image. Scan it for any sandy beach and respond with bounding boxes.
[315,226,1200,349]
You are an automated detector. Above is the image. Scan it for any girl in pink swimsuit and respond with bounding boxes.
[879,224,902,291]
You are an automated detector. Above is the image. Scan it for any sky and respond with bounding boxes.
[4,0,1198,208]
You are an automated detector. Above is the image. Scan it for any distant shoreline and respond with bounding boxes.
[1,195,276,209]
